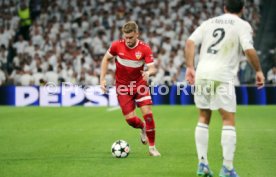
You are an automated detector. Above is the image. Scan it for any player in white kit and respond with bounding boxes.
[185,0,265,177]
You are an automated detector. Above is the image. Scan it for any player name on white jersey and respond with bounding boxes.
[211,19,235,25]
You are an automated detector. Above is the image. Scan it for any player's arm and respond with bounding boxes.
[239,23,265,88]
[100,52,113,93]
[185,39,196,85]
[184,22,205,85]
[142,46,157,82]
[141,63,157,82]
[244,49,265,88]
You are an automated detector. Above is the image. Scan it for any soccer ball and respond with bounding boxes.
[111,140,130,158]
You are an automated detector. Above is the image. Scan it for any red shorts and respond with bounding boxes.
[116,83,152,115]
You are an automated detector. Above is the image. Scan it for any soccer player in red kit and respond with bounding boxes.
[100,21,161,156]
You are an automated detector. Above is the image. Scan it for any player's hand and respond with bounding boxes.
[100,79,107,93]
[141,70,150,82]
[185,67,195,85]
[256,71,265,89]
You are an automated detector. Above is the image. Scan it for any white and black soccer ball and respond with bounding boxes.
[111,140,130,158]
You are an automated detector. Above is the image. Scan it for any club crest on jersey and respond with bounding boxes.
[135,51,142,60]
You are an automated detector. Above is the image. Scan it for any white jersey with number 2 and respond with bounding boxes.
[189,13,254,82]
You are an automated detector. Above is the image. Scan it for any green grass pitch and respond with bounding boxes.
[0,106,275,177]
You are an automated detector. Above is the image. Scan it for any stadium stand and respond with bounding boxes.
[0,0,273,86]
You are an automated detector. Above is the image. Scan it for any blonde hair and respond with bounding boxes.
[122,21,139,33]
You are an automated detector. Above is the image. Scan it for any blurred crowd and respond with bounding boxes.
[0,0,275,87]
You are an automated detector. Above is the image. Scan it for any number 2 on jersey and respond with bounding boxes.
[207,28,225,54]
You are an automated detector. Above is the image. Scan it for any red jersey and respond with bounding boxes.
[108,39,154,85]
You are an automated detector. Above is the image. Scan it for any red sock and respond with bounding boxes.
[126,117,144,129]
[143,113,155,146]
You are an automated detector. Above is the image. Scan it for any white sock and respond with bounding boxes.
[221,126,236,170]
[195,123,209,165]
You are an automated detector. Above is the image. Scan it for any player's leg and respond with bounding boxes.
[196,109,213,177]
[124,111,145,129]
[194,79,213,176]
[140,105,160,156]
[117,94,145,131]
[218,109,239,177]
[135,83,160,156]
[216,82,238,177]
[196,109,211,164]
[140,105,154,146]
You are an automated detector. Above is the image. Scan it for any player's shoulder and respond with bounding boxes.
[196,17,212,29]
[227,14,252,28]
[112,39,125,45]
[240,19,252,29]
[233,17,252,32]
[138,40,151,49]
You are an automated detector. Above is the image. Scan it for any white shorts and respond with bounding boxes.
[194,79,236,112]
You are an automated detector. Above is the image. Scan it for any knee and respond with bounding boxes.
[141,106,152,115]
[143,110,152,116]
[125,111,136,119]
[143,113,155,130]
[199,116,210,125]
[222,116,235,126]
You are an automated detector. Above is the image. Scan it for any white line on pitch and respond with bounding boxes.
[106,106,121,112]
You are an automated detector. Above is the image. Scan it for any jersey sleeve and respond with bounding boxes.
[107,41,118,56]
[238,22,254,51]
[144,46,154,65]
[188,21,206,45]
